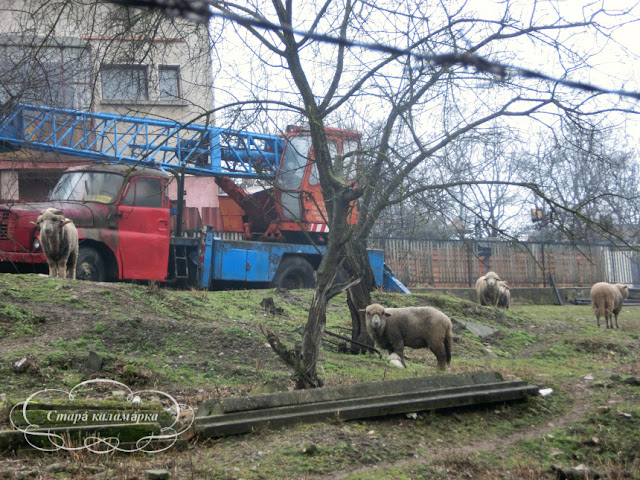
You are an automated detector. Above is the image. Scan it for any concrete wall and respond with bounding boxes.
[0,1,214,121]
[0,170,17,201]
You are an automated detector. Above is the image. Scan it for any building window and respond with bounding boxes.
[0,43,92,109]
[158,65,180,100]
[101,64,148,101]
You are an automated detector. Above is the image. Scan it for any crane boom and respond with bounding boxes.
[0,103,284,178]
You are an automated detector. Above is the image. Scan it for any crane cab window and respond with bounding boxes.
[342,139,360,182]
[278,136,313,190]
[309,141,337,186]
[278,136,313,219]
[122,177,163,208]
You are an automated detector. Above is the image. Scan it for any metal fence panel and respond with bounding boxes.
[604,248,640,284]
[370,238,634,287]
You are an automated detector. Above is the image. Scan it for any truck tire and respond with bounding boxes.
[272,257,315,289]
[76,246,105,282]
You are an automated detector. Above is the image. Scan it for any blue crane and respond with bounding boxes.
[0,103,284,178]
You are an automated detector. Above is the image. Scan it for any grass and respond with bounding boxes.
[1,274,640,479]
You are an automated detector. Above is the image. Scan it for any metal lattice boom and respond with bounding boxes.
[0,103,284,178]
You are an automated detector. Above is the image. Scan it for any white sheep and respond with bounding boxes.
[476,271,501,306]
[497,280,510,309]
[31,208,79,279]
[590,282,628,329]
[364,303,453,371]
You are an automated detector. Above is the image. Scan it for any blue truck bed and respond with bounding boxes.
[197,232,409,293]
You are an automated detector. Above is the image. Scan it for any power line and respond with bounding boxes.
[110,0,640,102]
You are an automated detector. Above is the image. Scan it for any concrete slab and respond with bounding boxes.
[197,371,502,417]
[195,372,539,438]
[453,318,499,338]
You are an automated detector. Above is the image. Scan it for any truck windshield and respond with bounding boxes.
[49,172,124,204]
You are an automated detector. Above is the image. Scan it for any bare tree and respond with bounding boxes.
[202,0,640,388]
[435,127,529,239]
[517,116,640,244]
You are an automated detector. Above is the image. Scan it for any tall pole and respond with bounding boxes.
[176,170,185,237]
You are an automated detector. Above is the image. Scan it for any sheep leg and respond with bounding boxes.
[66,251,77,280]
[395,345,407,368]
[47,260,58,278]
[55,260,68,279]
[430,344,447,372]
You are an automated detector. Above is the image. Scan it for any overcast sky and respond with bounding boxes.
[208,0,640,153]
[212,0,640,115]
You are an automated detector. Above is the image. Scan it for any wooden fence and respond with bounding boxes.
[369,238,640,288]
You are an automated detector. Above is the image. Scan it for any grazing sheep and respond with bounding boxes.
[476,271,502,306]
[497,280,511,309]
[590,282,627,329]
[31,208,79,279]
[364,303,453,371]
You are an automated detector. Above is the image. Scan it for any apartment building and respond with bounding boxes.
[0,0,215,204]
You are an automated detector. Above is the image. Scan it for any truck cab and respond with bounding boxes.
[0,164,172,282]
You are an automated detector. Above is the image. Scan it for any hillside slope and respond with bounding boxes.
[1,274,640,479]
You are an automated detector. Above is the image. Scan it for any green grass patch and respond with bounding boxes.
[2,274,640,479]
[0,301,46,337]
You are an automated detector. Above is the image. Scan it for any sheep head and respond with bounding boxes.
[616,284,629,300]
[31,209,68,236]
[365,303,391,331]
[484,271,501,288]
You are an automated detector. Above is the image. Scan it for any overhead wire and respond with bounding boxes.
[110,0,640,102]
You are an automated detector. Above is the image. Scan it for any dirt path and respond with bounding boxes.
[321,380,594,480]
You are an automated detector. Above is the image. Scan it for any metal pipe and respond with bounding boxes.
[323,328,380,355]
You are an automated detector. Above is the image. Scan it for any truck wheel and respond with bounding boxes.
[272,257,315,289]
[76,246,105,282]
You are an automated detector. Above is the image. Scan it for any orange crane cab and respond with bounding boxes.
[215,125,361,244]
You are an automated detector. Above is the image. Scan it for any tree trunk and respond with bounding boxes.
[343,239,375,353]
[298,286,327,388]
[298,211,348,388]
